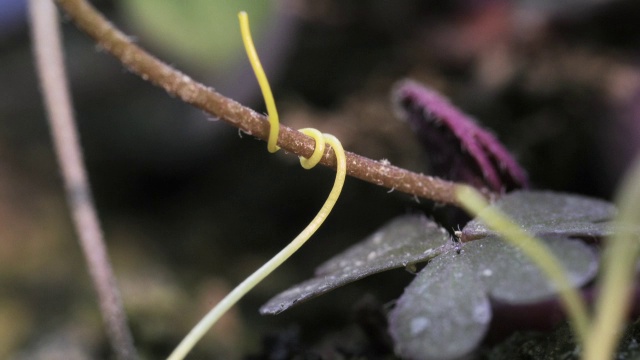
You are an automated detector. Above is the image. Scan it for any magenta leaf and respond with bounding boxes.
[393,79,529,192]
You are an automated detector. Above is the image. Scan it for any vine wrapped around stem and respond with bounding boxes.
[53,0,490,207]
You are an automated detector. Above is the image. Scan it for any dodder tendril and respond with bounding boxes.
[167,12,347,360]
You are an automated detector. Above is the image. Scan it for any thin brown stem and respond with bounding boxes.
[53,0,485,206]
[28,1,136,359]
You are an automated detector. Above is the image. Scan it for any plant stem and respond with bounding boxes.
[168,134,347,360]
[53,0,484,207]
[28,1,136,359]
[583,158,640,360]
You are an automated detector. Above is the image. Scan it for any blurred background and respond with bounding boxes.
[1,0,640,358]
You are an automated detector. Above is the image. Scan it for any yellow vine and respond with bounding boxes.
[238,11,279,153]
[167,11,347,360]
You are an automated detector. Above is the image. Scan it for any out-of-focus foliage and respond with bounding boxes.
[118,0,274,72]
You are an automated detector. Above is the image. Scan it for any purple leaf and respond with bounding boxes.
[393,79,528,192]
[259,215,452,315]
[461,190,616,242]
[388,234,597,360]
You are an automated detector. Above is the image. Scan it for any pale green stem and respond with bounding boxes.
[167,12,348,358]
[167,136,346,360]
[583,158,640,360]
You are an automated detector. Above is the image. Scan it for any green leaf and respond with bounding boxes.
[118,0,273,71]
[260,215,452,315]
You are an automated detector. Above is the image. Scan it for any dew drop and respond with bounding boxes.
[472,304,491,324]
[410,317,430,335]
[372,233,384,244]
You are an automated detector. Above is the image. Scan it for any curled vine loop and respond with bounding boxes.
[168,12,347,360]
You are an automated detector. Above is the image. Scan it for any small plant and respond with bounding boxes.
[262,189,613,359]
[260,80,621,359]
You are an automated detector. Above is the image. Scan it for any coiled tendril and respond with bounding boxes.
[167,11,347,360]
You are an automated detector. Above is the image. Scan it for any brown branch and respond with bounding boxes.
[29,1,136,359]
[54,0,482,206]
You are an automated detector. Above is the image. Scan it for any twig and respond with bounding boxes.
[28,1,137,359]
[53,0,489,206]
